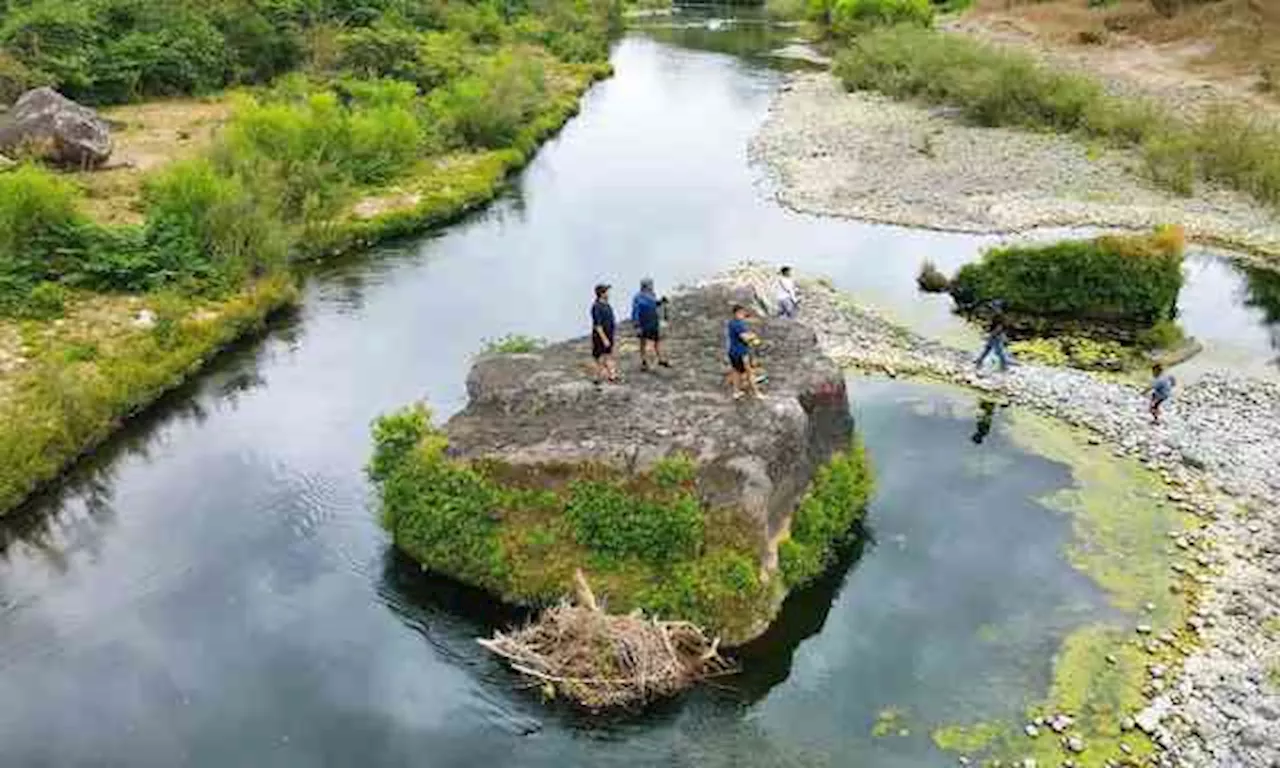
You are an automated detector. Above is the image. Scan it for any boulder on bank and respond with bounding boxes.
[370,282,871,647]
[0,88,113,168]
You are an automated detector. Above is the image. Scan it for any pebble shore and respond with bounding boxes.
[749,73,1280,259]
[713,268,1280,768]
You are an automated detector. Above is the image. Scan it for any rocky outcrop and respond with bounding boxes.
[373,282,867,646]
[0,88,112,168]
[446,282,854,571]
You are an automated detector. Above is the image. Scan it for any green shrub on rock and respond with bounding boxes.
[950,226,1185,325]
[565,479,704,563]
[779,440,873,588]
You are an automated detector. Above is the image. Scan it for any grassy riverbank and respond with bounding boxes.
[833,24,1280,211]
[0,0,621,515]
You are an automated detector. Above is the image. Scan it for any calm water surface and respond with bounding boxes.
[0,18,1275,767]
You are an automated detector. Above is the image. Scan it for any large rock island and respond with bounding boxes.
[369,282,871,645]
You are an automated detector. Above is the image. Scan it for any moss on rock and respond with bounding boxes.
[370,403,873,644]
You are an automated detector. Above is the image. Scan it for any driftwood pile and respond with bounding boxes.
[478,571,737,709]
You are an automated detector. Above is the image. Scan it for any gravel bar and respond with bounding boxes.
[749,73,1280,259]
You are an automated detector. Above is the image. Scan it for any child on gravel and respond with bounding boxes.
[1149,363,1176,425]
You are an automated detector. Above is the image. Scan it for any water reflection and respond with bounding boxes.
[1244,263,1280,363]
[970,399,1000,445]
[731,534,869,703]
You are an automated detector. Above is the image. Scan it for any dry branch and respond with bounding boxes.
[478,570,737,709]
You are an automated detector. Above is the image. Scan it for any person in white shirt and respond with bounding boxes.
[776,265,799,317]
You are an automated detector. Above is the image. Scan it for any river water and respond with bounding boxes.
[0,17,1275,767]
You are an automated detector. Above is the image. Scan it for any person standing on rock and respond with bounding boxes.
[591,283,618,385]
[727,304,761,400]
[631,278,670,372]
[777,266,799,318]
[974,303,1012,373]
[1150,363,1176,425]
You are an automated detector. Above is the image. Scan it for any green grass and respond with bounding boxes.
[481,333,547,354]
[0,1,619,516]
[369,405,873,643]
[833,25,1280,210]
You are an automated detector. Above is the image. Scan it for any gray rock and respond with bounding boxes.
[443,283,855,645]
[0,87,112,168]
[1136,710,1161,735]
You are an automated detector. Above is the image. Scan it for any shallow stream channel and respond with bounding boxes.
[0,12,1271,766]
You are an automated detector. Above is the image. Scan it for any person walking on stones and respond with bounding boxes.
[631,277,670,372]
[727,304,761,400]
[975,301,1012,373]
[1149,363,1175,425]
[591,283,618,385]
[776,266,799,318]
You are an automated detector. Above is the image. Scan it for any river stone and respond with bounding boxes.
[440,283,855,644]
[0,87,113,168]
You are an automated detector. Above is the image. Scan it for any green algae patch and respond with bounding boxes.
[930,409,1198,767]
[370,404,872,645]
[871,707,912,738]
[932,721,1006,754]
[1006,410,1195,620]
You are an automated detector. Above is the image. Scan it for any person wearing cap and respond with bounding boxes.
[591,283,618,384]
[726,303,761,399]
[631,277,670,372]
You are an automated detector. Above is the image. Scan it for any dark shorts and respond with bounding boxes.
[592,336,613,359]
[638,326,660,342]
[729,353,747,373]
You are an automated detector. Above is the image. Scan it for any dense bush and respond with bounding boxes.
[950,227,1185,325]
[818,0,934,37]
[142,159,290,291]
[429,51,548,149]
[0,0,618,105]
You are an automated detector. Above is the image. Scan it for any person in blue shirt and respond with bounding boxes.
[590,283,618,385]
[1149,363,1175,424]
[726,304,760,400]
[631,277,670,372]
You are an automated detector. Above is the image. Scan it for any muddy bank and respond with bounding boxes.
[707,267,1280,767]
[749,73,1280,259]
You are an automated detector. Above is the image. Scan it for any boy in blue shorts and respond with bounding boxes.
[727,304,760,400]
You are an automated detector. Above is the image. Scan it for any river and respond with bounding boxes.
[0,16,1273,767]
